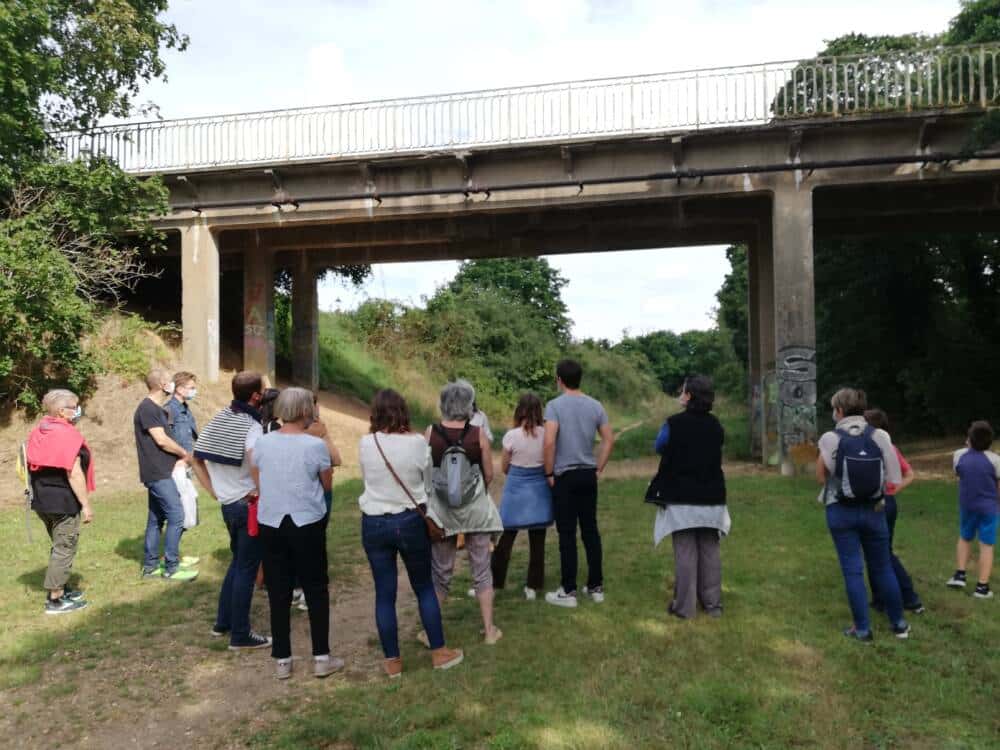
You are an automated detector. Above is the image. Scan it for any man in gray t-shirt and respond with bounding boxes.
[543,359,615,608]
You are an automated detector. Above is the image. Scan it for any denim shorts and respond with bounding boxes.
[959,508,998,545]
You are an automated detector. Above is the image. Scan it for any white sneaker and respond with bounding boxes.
[275,659,293,680]
[544,587,578,608]
[523,586,537,601]
[946,575,967,588]
[313,655,345,678]
[583,585,605,603]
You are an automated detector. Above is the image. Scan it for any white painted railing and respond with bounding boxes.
[55,44,1000,174]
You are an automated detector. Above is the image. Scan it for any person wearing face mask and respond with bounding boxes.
[645,376,729,620]
[190,371,272,651]
[25,389,95,614]
[134,369,198,582]
[166,371,199,454]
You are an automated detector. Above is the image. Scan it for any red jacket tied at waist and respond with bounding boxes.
[27,416,96,492]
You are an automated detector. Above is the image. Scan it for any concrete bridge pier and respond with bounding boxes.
[243,248,276,386]
[771,182,818,475]
[747,221,775,461]
[181,221,220,384]
[291,253,319,392]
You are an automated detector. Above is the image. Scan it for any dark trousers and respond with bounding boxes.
[553,469,602,594]
[215,501,262,645]
[867,496,922,609]
[260,516,329,659]
[670,528,722,618]
[37,511,81,592]
[362,510,445,659]
[491,528,546,591]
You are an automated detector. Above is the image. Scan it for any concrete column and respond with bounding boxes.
[772,183,817,476]
[181,221,220,383]
[291,253,319,391]
[747,224,775,462]
[243,250,276,385]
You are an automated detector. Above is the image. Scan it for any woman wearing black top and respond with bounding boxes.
[645,375,730,619]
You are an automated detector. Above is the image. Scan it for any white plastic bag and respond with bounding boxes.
[173,464,199,529]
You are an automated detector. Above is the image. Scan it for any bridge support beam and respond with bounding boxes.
[291,252,319,391]
[243,249,276,385]
[181,221,220,383]
[772,183,817,476]
[748,222,775,462]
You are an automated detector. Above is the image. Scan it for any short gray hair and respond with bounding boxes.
[42,389,78,416]
[439,380,475,421]
[273,387,316,424]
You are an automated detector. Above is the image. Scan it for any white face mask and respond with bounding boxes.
[186,388,197,400]
[163,381,175,396]
[72,406,83,423]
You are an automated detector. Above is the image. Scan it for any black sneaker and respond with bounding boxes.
[45,595,88,615]
[210,625,230,638]
[229,632,272,651]
[843,626,873,643]
[946,571,967,588]
[973,583,994,599]
[891,622,911,639]
[904,602,926,614]
[62,588,86,602]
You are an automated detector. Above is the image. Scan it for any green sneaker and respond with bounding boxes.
[181,556,201,567]
[162,567,199,582]
[141,567,163,579]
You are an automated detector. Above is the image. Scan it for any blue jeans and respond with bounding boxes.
[827,502,906,634]
[362,510,445,659]
[144,478,185,573]
[215,501,262,644]
[867,496,922,609]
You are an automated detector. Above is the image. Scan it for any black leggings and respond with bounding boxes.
[259,515,329,659]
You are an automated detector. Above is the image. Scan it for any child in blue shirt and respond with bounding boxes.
[947,421,1000,599]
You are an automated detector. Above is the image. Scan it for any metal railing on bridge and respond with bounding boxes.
[56,43,1000,174]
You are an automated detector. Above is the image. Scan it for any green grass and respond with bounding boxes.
[3,476,998,748]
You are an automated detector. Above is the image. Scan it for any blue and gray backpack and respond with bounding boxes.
[834,425,885,503]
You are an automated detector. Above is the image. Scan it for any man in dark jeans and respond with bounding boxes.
[191,371,271,650]
[543,359,616,608]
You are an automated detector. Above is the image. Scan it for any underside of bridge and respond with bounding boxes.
[148,112,1000,472]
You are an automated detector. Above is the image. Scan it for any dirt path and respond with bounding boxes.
[0,571,420,750]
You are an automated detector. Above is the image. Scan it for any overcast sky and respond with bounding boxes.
[134,0,958,340]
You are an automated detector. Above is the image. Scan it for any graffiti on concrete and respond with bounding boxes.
[776,346,818,471]
[243,278,273,360]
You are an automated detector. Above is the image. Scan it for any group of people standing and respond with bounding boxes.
[20,358,996,675]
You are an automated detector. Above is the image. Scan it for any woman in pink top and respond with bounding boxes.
[490,393,554,600]
[864,409,924,613]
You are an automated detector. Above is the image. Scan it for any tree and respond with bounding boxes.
[716,244,749,367]
[446,257,571,342]
[0,0,187,188]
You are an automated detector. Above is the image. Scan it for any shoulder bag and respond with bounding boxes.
[372,433,446,542]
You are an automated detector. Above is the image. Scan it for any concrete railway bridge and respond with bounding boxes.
[60,43,1000,471]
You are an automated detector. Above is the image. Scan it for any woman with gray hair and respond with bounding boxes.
[424,380,504,645]
[251,387,343,679]
[24,389,95,614]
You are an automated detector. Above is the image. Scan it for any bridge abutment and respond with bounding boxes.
[243,249,276,385]
[771,182,818,475]
[291,253,319,392]
[181,221,221,383]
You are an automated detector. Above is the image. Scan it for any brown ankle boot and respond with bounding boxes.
[384,657,403,679]
[431,646,464,670]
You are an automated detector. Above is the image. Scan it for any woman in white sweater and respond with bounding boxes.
[358,389,463,678]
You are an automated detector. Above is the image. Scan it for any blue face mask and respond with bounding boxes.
[70,406,83,424]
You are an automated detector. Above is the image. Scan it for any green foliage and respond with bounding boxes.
[447,257,571,342]
[715,244,749,366]
[944,0,1000,44]
[0,0,186,186]
[613,328,744,398]
[0,158,169,408]
[90,313,175,379]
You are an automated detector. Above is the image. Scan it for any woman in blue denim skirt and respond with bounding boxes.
[358,389,464,678]
[490,393,554,600]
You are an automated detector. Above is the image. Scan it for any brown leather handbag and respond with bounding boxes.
[372,433,446,542]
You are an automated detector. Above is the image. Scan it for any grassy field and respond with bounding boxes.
[2,474,997,749]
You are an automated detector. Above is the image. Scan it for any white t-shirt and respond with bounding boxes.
[358,432,432,515]
[470,411,493,443]
[204,422,263,504]
[502,426,545,468]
